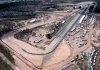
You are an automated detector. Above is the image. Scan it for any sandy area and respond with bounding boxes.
[42,40,72,66]
[1,9,79,70]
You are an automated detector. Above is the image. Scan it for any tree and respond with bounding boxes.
[45,34,52,39]
[79,6,82,9]
[89,5,94,12]
[95,4,100,13]
[0,43,15,64]
[0,57,14,70]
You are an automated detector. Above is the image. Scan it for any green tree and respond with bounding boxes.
[0,57,14,70]
[89,5,94,12]
[46,34,52,39]
[0,43,15,64]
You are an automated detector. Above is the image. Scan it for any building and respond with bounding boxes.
[34,38,42,43]
[79,15,85,24]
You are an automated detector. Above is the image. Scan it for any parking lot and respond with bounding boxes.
[66,24,89,49]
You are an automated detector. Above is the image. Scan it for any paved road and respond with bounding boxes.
[45,5,90,54]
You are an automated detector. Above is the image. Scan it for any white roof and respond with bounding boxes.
[62,20,65,23]
[34,38,42,43]
[71,26,76,31]
[30,19,36,23]
[79,15,85,23]
[80,42,84,44]
[48,30,54,34]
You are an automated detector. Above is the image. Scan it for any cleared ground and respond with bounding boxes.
[2,9,79,69]
[1,3,90,70]
[61,64,78,70]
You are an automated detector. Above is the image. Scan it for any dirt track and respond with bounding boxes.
[1,10,78,70]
